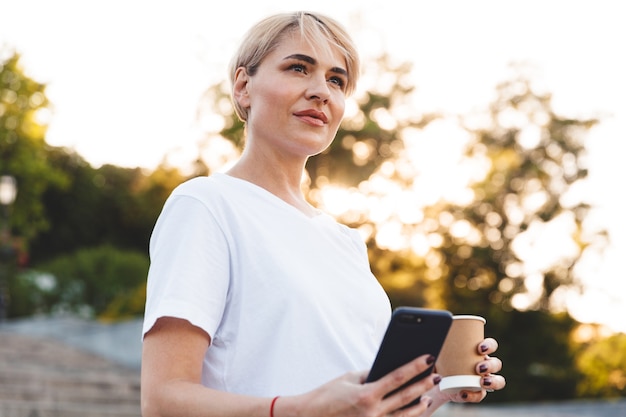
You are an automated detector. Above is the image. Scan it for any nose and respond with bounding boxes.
[306,75,330,103]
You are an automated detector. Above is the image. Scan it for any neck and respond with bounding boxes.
[226,153,317,217]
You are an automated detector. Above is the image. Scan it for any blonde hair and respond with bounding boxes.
[228,11,360,121]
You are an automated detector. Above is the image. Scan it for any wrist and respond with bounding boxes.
[270,396,280,417]
[271,394,303,417]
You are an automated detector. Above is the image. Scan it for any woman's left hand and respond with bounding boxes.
[440,337,506,403]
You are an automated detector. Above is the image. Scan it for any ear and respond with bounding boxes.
[233,67,251,109]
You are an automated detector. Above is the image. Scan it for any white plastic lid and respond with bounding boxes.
[439,375,482,394]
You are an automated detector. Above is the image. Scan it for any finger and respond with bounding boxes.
[397,395,433,416]
[456,389,487,403]
[449,375,506,404]
[370,354,436,398]
[481,374,506,392]
[381,374,439,415]
[476,356,503,375]
[478,338,498,355]
[369,354,438,414]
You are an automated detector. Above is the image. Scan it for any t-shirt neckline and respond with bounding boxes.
[215,172,325,220]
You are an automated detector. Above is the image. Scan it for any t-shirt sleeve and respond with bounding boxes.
[142,194,230,341]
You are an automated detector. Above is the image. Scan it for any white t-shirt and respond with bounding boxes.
[143,173,391,396]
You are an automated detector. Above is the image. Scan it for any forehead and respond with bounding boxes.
[270,32,348,70]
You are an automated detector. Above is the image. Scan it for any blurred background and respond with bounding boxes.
[1,0,625,416]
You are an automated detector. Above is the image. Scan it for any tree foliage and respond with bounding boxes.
[433,74,603,316]
[12,156,185,319]
[324,68,606,402]
[14,244,149,318]
[489,310,583,402]
[0,50,69,241]
[29,148,185,264]
[576,331,626,397]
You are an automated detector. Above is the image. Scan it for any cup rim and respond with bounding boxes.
[452,315,486,323]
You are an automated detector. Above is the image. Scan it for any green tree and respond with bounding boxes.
[576,331,626,398]
[482,311,583,402]
[352,72,604,402]
[342,73,605,320]
[23,244,149,318]
[360,73,605,402]
[432,75,604,316]
[0,49,68,242]
[29,150,186,263]
[19,157,185,319]
[28,147,104,262]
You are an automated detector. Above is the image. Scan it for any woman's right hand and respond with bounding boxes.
[275,354,440,417]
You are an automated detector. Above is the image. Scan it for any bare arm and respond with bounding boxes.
[141,317,272,417]
[141,317,441,417]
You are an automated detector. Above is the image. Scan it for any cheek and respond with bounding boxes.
[247,76,286,109]
[250,86,293,122]
[258,80,291,103]
[331,96,346,124]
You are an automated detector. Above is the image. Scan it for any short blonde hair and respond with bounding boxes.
[228,11,360,121]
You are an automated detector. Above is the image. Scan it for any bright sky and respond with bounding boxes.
[2,0,625,332]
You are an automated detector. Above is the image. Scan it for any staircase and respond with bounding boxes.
[0,332,141,417]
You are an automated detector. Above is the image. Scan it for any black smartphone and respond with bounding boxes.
[365,307,453,408]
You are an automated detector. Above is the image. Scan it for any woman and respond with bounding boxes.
[141,11,505,417]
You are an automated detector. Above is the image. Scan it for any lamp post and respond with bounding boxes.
[0,175,17,323]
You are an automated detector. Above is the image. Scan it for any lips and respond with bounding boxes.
[293,109,328,126]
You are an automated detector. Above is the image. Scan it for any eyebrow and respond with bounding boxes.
[283,53,348,78]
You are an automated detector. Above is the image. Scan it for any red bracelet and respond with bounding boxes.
[270,396,280,417]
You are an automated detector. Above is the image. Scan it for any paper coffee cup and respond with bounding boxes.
[436,315,486,394]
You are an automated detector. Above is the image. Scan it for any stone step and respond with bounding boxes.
[0,376,140,404]
[0,398,140,417]
[0,331,141,417]
[0,364,140,402]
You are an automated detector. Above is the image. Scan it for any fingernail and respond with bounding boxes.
[480,344,489,353]
[479,364,488,373]
[426,355,436,365]
[483,377,492,386]
[433,375,441,385]
[423,396,433,407]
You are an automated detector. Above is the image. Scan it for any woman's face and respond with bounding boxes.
[234,33,348,159]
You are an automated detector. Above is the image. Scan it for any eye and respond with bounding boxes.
[288,63,308,74]
[328,76,346,90]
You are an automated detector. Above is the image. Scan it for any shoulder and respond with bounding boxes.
[166,173,235,207]
[171,174,221,197]
[150,175,232,250]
